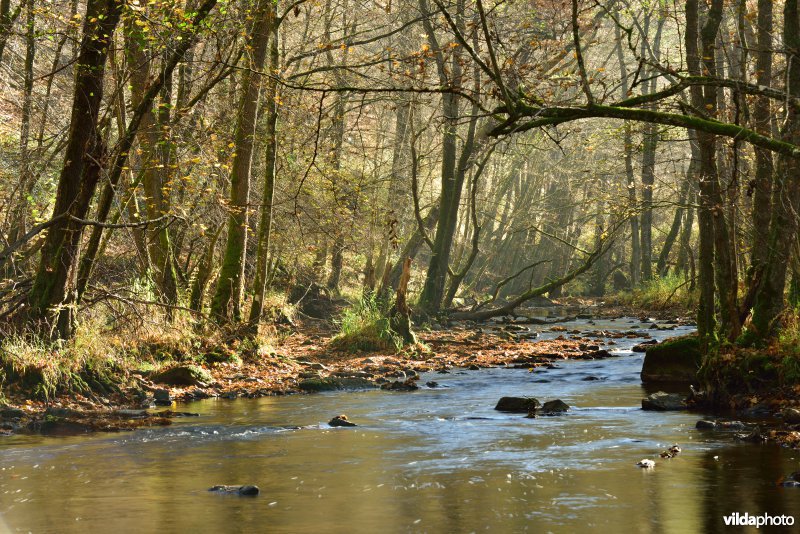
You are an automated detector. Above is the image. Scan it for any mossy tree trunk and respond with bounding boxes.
[211,0,271,322]
[249,0,280,323]
[25,0,122,339]
[748,0,800,339]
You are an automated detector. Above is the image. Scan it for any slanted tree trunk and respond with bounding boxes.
[75,0,218,302]
[24,0,123,339]
[211,0,271,322]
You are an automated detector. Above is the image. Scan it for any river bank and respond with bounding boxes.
[1,304,799,450]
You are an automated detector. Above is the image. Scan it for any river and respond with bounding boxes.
[1,318,798,532]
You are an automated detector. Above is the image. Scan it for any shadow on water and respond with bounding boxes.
[1,318,799,532]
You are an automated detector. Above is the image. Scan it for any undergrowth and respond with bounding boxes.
[617,273,695,311]
[329,295,403,352]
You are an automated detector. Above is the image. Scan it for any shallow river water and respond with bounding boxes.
[1,318,799,533]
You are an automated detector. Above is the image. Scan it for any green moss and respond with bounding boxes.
[649,334,700,356]
[641,334,702,384]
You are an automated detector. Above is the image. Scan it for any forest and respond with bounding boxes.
[2,0,799,391]
[3,0,800,530]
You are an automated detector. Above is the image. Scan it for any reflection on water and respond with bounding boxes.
[1,320,799,533]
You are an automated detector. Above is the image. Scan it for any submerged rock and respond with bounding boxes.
[151,365,213,387]
[298,377,377,392]
[208,485,260,496]
[380,379,419,391]
[495,397,541,413]
[640,334,701,384]
[642,392,687,411]
[779,471,800,487]
[696,419,748,431]
[328,415,357,427]
[736,427,767,443]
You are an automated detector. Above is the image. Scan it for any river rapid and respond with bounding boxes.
[1,318,799,533]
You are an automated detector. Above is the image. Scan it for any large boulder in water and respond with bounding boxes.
[495,397,541,413]
[640,334,701,384]
[151,365,212,386]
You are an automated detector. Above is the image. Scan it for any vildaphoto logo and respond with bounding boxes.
[723,513,795,528]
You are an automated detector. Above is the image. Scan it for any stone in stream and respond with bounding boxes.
[153,388,172,406]
[328,415,357,427]
[208,485,260,496]
[641,392,687,411]
[695,420,717,430]
[640,334,701,384]
[494,397,541,413]
[298,377,378,392]
[530,399,570,417]
[782,408,800,424]
[696,419,748,431]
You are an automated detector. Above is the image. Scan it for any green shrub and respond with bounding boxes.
[329,295,402,352]
[618,273,695,310]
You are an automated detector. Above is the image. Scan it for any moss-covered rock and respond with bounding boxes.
[151,365,213,386]
[640,334,701,384]
[298,377,377,392]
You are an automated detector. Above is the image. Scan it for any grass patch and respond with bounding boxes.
[329,295,403,352]
[0,328,122,400]
[617,273,695,311]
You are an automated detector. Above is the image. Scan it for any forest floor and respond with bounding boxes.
[1,299,799,449]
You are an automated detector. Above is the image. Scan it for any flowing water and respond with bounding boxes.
[1,318,799,533]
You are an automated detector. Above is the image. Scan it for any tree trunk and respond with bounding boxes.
[748,0,774,289]
[25,0,123,339]
[748,0,800,339]
[657,171,692,276]
[417,0,466,315]
[686,0,726,345]
[211,0,271,322]
[6,0,35,265]
[249,1,280,323]
[614,25,640,287]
